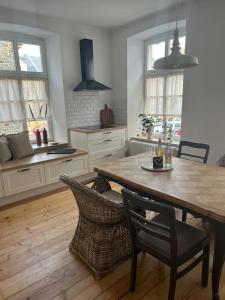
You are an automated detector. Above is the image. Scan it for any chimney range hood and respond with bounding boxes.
[74,39,111,92]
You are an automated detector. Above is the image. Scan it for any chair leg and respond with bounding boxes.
[168,267,177,300]
[202,244,210,287]
[129,247,138,293]
[182,210,187,222]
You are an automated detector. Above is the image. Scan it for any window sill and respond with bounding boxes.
[131,136,179,147]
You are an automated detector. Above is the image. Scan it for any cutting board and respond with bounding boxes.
[100,104,114,127]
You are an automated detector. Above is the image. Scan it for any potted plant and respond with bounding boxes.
[138,114,160,139]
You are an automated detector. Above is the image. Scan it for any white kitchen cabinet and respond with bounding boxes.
[45,155,88,185]
[0,174,4,198]
[2,165,46,196]
[69,126,126,171]
[89,150,125,171]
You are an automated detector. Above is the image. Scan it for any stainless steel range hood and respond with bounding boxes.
[74,39,111,92]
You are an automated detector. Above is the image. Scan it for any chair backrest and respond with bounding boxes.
[178,140,210,163]
[59,175,124,224]
[122,188,177,260]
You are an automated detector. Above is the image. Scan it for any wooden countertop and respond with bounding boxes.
[69,125,127,133]
[0,149,87,172]
[94,154,225,223]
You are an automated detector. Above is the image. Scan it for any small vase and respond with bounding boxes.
[146,126,154,139]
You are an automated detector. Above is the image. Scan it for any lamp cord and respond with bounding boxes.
[176,0,179,30]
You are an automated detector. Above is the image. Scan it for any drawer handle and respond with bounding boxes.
[17,168,31,173]
[62,159,73,163]
[104,154,112,157]
[103,131,112,134]
[104,139,112,142]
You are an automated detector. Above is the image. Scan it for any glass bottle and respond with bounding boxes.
[165,138,173,168]
[155,138,164,157]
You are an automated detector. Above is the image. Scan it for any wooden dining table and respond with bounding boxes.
[94,154,225,300]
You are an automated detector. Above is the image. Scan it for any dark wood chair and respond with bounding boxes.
[178,141,210,222]
[122,188,210,300]
[178,140,210,163]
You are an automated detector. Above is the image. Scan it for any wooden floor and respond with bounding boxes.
[0,186,225,300]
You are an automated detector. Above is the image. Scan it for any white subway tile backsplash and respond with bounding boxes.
[66,91,112,128]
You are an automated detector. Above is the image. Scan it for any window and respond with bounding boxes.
[0,33,52,141]
[144,32,185,141]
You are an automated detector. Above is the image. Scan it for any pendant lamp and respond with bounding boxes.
[153,0,199,70]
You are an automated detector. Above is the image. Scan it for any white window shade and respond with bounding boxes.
[0,78,24,121]
[165,74,183,115]
[145,73,183,116]
[22,79,50,120]
[145,76,164,115]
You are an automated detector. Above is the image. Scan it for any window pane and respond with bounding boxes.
[27,119,48,141]
[0,121,23,135]
[18,43,43,72]
[169,36,186,54]
[0,40,16,71]
[167,116,182,141]
[147,41,165,70]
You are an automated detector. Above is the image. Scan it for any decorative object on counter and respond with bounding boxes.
[0,135,12,163]
[42,128,48,145]
[138,114,160,139]
[6,131,34,159]
[141,162,173,172]
[35,129,42,146]
[100,104,114,127]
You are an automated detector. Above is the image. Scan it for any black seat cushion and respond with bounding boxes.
[136,214,209,265]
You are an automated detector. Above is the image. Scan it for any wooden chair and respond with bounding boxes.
[178,141,210,222]
[60,174,131,279]
[122,189,210,300]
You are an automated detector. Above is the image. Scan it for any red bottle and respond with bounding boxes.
[36,129,42,146]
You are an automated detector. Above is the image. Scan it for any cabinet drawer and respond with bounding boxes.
[89,137,125,154]
[89,151,125,172]
[2,165,45,196]
[88,129,125,141]
[0,174,4,198]
[45,155,88,184]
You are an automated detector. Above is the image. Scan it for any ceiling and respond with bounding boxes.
[0,0,188,29]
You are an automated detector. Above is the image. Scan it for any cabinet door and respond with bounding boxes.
[88,137,125,155]
[89,150,125,172]
[45,155,88,185]
[2,165,45,196]
[0,174,4,198]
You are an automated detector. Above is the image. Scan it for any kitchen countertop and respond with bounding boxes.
[0,149,87,172]
[69,124,127,134]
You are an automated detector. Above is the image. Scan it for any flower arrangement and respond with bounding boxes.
[138,114,161,139]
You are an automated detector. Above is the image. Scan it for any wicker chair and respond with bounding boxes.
[59,174,131,279]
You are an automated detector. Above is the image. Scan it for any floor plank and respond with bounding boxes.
[0,185,222,300]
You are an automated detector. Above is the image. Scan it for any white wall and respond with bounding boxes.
[0,6,112,141]
[112,0,225,163]
[181,0,225,163]
[127,38,144,137]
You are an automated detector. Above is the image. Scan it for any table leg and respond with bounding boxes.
[212,222,225,300]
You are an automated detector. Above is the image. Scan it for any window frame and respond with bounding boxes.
[0,32,53,142]
[144,29,186,140]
